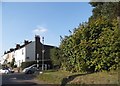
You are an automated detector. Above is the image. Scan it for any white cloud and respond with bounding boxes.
[32,26,47,35]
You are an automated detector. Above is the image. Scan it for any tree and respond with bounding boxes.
[58,1,120,73]
[50,47,61,68]
[10,58,15,68]
[89,2,120,30]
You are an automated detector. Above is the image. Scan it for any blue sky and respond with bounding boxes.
[1,2,93,57]
[2,0,91,2]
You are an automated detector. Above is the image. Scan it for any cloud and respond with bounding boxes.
[32,26,47,35]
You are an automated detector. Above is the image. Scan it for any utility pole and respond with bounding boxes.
[42,37,45,71]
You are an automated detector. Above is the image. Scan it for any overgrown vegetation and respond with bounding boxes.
[50,2,120,73]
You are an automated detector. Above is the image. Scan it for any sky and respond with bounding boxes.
[1,2,93,57]
[1,0,91,2]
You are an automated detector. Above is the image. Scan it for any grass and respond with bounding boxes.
[36,69,119,85]
[36,70,71,84]
[69,70,119,84]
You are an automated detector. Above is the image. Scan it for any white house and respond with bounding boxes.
[1,35,55,68]
[14,41,35,67]
[1,41,35,67]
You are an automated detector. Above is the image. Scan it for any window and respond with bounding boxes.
[26,57,29,59]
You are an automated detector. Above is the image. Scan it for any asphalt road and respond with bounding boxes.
[0,73,43,86]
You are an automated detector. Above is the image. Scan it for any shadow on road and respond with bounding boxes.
[60,72,92,86]
[1,82,37,86]
[1,73,40,86]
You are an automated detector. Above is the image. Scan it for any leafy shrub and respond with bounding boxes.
[14,65,17,68]
[21,61,36,70]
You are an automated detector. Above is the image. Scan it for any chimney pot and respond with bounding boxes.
[24,40,29,45]
[16,44,20,49]
[35,35,40,43]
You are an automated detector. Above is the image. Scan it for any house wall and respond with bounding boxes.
[43,45,55,68]
[34,36,55,69]
[7,52,14,63]
[1,36,56,69]
[25,41,35,62]
[1,52,14,64]
[44,45,55,60]
[0,54,8,64]
[14,47,26,67]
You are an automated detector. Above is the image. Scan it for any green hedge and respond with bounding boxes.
[21,61,36,70]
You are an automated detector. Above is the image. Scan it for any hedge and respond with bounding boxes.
[21,61,36,70]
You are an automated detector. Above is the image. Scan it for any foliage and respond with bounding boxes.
[51,2,120,73]
[50,47,61,68]
[13,64,17,68]
[89,2,120,21]
[10,58,15,68]
[58,2,120,72]
[21,61,36,70]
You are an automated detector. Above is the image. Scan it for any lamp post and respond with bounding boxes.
[42,37,44,71]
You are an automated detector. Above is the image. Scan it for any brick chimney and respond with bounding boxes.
[24,40,29,45]
[10,48,14,52]
[16,44,20,49]
[35,35,42,60]
[35,35,40,43]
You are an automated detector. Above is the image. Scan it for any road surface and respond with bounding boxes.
[0,73,44,86]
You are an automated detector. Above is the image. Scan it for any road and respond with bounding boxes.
[0,73,44,86]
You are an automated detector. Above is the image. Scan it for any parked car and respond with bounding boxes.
[22,64,37,74]
[0,67,12,74]
[8,68,14,73]
[0,68,9,74]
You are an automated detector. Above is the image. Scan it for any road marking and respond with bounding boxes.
[10,77,17,80]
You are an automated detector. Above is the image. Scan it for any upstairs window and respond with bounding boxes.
[26,57,29,59]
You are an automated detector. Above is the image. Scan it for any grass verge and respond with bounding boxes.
[36,69,119,85]
[69,70,119,84]
[36,70,71,84]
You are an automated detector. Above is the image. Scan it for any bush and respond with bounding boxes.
[21,61,36,70]
[10,58,15,68]
[14,65,17,68]
[50,47,61,69]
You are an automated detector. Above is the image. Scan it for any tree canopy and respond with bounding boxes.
[51,2,120,72]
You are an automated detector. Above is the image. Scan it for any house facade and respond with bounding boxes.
[1,35,55,68]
